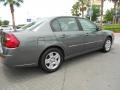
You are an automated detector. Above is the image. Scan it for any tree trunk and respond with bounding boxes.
[114,2,117,14]
[114,2,117,24]
[10,4,16,31]
[11,12,16,31]
[81,4,84,18]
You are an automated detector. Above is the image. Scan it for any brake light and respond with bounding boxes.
[5,33,20,48]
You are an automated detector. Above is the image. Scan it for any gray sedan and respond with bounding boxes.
[0,16,114,73]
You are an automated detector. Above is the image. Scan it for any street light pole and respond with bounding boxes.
[100,0,104,28]
[90,0,93,21]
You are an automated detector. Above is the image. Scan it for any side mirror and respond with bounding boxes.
[96,26,101,31]
[96,27,100,31]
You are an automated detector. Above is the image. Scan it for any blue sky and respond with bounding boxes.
[0,0,113,25]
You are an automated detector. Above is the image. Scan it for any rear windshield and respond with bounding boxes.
[18,18,47,31]
[20,22,36,30]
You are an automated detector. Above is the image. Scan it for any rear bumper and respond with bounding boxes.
[2,55,38,67]
[1,47,38,67]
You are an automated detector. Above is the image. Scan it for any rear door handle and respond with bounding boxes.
[59,34,66,38]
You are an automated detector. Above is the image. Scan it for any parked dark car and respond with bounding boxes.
[0,16,114,73]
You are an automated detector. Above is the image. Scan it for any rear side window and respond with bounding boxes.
[58,18,79,31]
[51,17,80,32]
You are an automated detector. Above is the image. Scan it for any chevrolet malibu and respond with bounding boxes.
[0,16,114,73]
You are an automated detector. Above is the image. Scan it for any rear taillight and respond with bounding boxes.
[5,33,20,48]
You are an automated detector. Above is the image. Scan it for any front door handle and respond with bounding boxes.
[85,33,89,36]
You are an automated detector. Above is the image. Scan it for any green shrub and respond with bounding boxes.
[103,25,120,32]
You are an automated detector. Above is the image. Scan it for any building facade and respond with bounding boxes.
[92,0,101,5]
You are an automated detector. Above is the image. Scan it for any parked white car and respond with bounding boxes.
[0,25,14,32]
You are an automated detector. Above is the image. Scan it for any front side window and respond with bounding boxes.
[78,19,96,31]
[58,17,79,31]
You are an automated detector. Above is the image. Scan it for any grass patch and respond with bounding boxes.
[103,24,120,32]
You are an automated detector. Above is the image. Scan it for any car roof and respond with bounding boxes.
[38,16,84,19]
[37,16,84,23]
[48,16,84,19]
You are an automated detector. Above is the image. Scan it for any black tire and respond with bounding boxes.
[39,48,64,73]
[101,37,112,52]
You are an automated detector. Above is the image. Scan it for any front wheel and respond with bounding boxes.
[39,48,64,73]
[102,37,112,52]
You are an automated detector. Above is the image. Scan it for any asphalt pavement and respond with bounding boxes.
[0,33,120,90]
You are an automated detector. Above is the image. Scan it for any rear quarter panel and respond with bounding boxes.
[3,21,66,67]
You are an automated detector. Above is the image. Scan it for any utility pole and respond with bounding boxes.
[90,0,93,21]
[100,0,104,28]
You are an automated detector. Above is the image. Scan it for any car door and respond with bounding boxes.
[78,18,104,51]
[51,17,85,56]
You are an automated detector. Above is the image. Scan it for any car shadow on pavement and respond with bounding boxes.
[2,66,48,82]
[63,50,103,66]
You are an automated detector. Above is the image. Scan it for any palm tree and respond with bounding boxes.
[107,0,120,24]
[71,2,80,16]
[0,0,23,31]
[111,0,119,14]
[71,0,88,17]
[79,0,88,18]
[107,0,120,14]
[100,0,120,26]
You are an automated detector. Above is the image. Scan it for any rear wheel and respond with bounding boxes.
[102,37,112,52]
[39,48,64,73]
